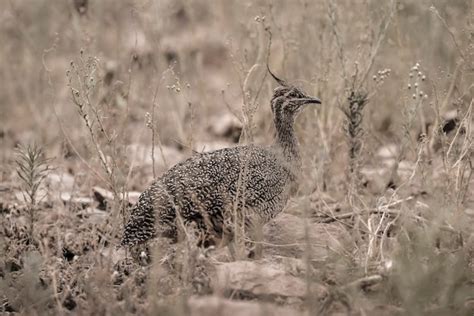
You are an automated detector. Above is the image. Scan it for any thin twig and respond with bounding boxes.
[52,104,111,187]
[430,3,467,62]
[358,0,396,89]
[326,0,348,88]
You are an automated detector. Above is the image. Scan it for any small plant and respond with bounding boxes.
[343,91,368,180]
[15,143,51,243]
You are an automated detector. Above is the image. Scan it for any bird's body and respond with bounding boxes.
[121,68,321,248]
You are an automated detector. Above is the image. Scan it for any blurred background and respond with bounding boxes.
[0,0,471,160]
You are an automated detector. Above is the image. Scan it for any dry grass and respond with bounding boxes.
[1,0,473,315]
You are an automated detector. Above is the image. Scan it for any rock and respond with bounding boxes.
[5,258,22,272]
[47,172,75,193]
[464,208,474,217]
[92,186,114,203]
[270,257,310,276]
[208,114,242,142]
[368,305,405,316]
[194,141,234,153]
[100,247,126,265]
[263,213,351,259]
[376,144,399,159]
[60,193,94,209]
[397,160,416,179]
[92,186,141,209]
[76,207,107,222]
[125,191,141,205]
[360,166,391,193]
[211,260,327,301]
[92,186,114,210]
[188,296,302,316]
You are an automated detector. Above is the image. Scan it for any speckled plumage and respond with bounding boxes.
[121,69,321,247]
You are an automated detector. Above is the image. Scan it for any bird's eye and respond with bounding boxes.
[291,89,304,98]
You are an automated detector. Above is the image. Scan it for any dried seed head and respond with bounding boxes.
[145,112,152,129]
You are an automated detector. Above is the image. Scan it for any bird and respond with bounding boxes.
[121,67,321,249]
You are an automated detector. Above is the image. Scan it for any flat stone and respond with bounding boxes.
[188,296,302,316]
[211,260,327,300]
[464,208,474,217]
[47,172,75,192]
[60,192,94,209]
[92,186,141,208]
[377,144,399,159]
[92,186,114,204]
[208,113,242,141]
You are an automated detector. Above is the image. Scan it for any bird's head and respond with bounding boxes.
[268,66,321,120]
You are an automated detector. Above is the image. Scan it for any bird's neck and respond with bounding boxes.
[274,116,301,163]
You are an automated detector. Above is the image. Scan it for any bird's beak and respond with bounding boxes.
[298,97,322,105]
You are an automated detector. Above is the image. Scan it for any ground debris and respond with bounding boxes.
[211,260,327,302]
[188,296,303,316]
[263,213,351,259]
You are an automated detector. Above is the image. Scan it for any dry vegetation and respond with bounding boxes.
[1,0,473,315]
